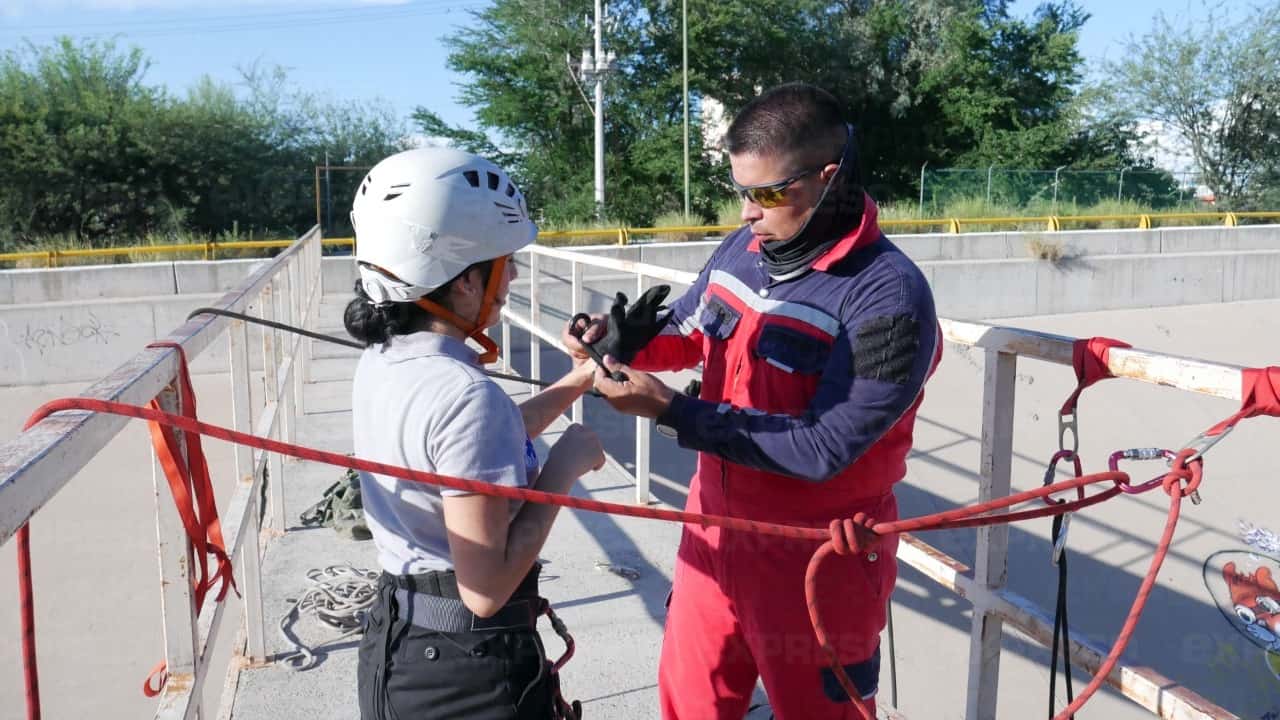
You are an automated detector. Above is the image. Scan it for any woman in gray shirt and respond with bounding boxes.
[344,147,603,720]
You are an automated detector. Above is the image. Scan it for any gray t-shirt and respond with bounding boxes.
[351,331,537,574]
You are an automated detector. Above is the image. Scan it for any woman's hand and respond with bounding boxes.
[544,423,605,483]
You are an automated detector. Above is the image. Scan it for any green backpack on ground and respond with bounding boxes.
[300,468,371,541]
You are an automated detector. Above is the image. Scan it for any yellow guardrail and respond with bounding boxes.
[4,211,1279,267]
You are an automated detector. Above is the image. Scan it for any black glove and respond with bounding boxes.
[587,285,671,365]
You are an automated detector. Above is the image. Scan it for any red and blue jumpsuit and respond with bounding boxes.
[635,196,942,719]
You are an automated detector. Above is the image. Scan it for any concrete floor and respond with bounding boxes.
[2,296,1279,719]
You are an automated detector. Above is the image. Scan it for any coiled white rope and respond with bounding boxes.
[279,565,379,671]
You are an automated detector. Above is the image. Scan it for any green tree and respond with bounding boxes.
[417,0,728,227]
[428,0,1124,224]
[0,38,176,243]
[0,39,408,246]
[1096,1,1280,208]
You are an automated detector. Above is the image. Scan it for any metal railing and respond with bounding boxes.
[0,226,324,720]
[5,210,1280,269]
[500,244,1241,719]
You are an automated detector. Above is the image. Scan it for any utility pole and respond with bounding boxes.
[578,0,616,219]
[682,0,690,220]
[324,151,332,234]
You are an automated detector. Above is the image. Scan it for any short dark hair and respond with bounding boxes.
[725,83,848,171]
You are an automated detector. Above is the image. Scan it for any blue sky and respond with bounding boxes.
[0,0,1228,134]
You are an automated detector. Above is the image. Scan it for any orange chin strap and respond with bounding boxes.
[414,255,507,364]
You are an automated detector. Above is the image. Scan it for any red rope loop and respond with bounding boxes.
[141,661,169,698]
[1161,449,1203,498]
[827,512,880,556]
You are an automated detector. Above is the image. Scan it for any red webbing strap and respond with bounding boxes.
[141,342,237,697]
[1059,337,1132,416]
[1206,366,1280,436]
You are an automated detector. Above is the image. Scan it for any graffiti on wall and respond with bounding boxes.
[13,311,119,356]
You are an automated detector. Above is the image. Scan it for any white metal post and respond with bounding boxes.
[226,319,265,662]
[288,255,305,419]
[260,284,286,531]
[966,349,1017,719]
[278,264,297,447]
[239,494,266,664]
[151,381,201,717]
[529,252,542,392]
[228,320,254,490]
[571,260,584,425]
[634,273,651,505]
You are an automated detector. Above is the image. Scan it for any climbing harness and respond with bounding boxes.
[11,341,1280,720]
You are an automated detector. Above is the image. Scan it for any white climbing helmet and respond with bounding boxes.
[350,147,536,304]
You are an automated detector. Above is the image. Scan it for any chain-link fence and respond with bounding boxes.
[917,168,1205,216]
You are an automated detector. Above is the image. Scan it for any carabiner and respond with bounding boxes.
[1108,448,1175,494]
[1041,449,1084,506]
[1179,425,1235,465]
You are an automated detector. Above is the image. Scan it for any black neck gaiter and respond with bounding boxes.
[760,130,865,278]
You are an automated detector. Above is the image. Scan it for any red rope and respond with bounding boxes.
[8,343,1266,719]
[14,396,1184,720]
[1059,337,1132,416]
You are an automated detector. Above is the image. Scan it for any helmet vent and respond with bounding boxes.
[505,184,516,197]
[463,170,481,187]
[383,182,410,201]
[494,201,524,223]
[487,172,501,191]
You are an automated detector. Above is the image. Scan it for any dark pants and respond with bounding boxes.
[358,571,556,720]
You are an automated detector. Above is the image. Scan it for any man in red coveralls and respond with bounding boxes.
[565,83,941,719]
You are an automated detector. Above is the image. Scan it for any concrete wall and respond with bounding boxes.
[0,294,275,386]
[890,224,1278,262]
[3,225,1277,384]
[8,225,1270,307]
[0,258,266,305]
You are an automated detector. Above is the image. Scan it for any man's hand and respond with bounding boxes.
[562,313,608,367]
[593,355,676,419]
